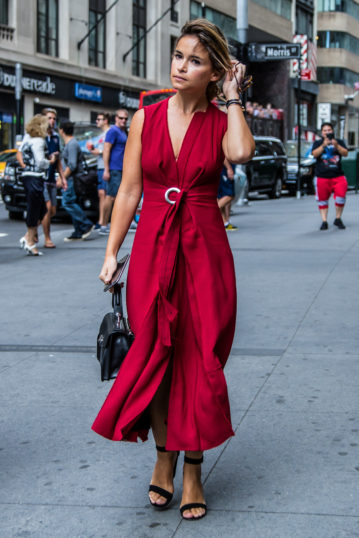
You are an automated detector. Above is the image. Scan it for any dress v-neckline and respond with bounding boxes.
[165,98,208,164]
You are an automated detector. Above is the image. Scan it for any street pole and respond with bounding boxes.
[296,54,301,200]
[237,0,248,45]
[15,62,22,139]
[201,2,205,17]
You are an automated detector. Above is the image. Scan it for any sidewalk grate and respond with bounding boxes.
[231,347,285,356]
[0,344,285,356]
[0,345,96,353]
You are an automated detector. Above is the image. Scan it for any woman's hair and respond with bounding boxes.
[175,19,232,100]
[25,114,49,138]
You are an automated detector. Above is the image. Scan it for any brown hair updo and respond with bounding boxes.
[175,19,232,101]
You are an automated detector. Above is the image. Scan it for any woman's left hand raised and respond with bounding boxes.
[223,61,247,100]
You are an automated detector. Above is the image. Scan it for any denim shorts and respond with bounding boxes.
[107,169,122,197]
[43,182,57,206]
[97,169,108,192]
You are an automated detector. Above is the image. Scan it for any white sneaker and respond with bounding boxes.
[82,225,95,240]
[99,225,110,235]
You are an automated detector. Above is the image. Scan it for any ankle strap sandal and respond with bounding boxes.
[180,455,207,520]
[148,445,180,510]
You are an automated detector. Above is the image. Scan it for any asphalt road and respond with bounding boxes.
[0,192,359,538]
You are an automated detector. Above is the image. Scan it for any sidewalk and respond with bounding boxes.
[0,193,358,537]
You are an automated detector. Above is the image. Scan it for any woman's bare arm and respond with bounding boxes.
[222,62,255,164]
[99,109,144,284]
[222,105,255,164]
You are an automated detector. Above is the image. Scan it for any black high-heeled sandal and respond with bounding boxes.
[148,445,179,509]
[180,455,207,520]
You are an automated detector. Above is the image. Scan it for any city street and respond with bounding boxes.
[0,192,359,538]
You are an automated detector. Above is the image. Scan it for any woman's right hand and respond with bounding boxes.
[99,255,118,285]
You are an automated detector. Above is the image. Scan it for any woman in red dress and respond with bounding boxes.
[93,19,255,520]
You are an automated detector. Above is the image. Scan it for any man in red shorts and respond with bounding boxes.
[312,122,348,230]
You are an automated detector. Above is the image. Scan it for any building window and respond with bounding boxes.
[170,0,178,23]
[190,1,237,40]
[250,0,292,20]
[37,0,58,56]
[296,3,314,40]
[317,31,359,55]
[317,0,359,20]
[89,0,106,68]
[132,0,146,78]
[0,0,8,25]
[317,66,359,86]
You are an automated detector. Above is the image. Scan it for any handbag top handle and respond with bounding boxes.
[112,284,124,318]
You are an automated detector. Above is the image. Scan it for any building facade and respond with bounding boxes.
[0,0,322,150]
[316,0,359,147]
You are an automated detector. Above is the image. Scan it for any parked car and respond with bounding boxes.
[284,140,316,195]
[237,136,287,199]
[0,124,101,221]
[0,149,17,179]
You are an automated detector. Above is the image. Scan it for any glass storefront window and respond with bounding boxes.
[0,113,15,151]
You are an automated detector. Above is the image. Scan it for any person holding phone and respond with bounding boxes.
[312,122,348,230]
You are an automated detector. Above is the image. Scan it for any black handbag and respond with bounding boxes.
[97,283,134,381]
[74,152,98,199]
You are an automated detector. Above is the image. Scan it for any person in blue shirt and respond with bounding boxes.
[101,109,128,235]
[41,108,64,248]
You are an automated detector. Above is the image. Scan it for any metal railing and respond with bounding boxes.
[246,116,284,140]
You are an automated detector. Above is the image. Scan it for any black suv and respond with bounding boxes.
[1,158,99,221]
[240,136,287,199]
[1,124,100,221]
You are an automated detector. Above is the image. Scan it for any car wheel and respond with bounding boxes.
[9,210,24,220]
[269,176,282,199]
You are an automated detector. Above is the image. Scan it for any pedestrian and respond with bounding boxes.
[218,158,238,230]
[17,114,57,256]
[87,112,111,231]
[100,109,128,235]
[41,107,63,248]
[312,122,348,230]
[92,19,254,520]
[58,121,95,242]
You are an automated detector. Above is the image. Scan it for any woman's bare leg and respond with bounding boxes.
[148,363,177,505]
[181,451,206,519]
[27,226,40,255]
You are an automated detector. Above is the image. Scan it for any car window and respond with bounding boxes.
[255,141,273,157]
[271,141,285,156]
[0,152,16,162]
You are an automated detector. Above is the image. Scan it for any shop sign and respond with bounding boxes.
[119,90,139,109]
[0,67,56,95]
[317,103,331,130]
[75,82,102,102]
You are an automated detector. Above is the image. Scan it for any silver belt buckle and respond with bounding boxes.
[165,187,180,205]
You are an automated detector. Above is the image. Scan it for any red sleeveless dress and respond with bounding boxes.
[92,98,236,451]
